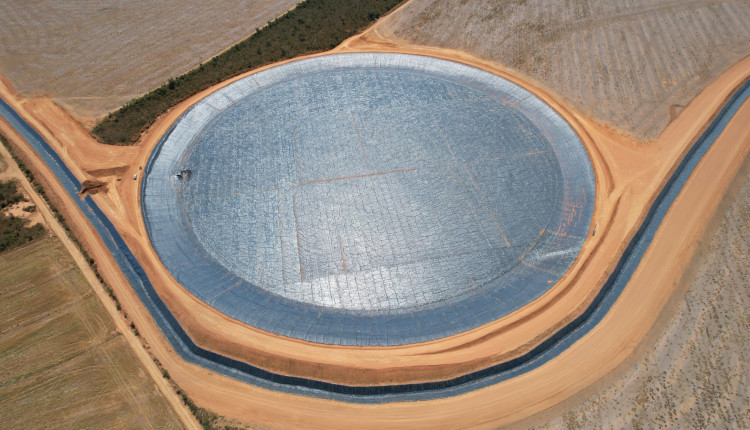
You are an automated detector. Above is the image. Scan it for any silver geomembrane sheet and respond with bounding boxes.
[141,53,595,346]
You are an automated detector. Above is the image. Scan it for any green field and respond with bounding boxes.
[0,238,182,429]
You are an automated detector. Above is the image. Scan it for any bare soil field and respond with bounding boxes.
[0,142,198,428]
[376,0,750,141]
[0,238,183,429]
[525,157,750,429]
[0,0,300,123]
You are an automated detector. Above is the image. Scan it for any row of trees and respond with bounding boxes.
[92,0,403,145]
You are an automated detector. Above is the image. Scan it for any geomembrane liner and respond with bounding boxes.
[142,53,595,346]
[5,62,747,402]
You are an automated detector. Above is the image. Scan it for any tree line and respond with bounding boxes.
[92,0,403,146]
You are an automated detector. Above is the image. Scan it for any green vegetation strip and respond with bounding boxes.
[0,133,119,305]
[3,127,244,430]
[0,158,45,252]
[1,132,228,428]
[0,178,45,252]
[92,0,403,145]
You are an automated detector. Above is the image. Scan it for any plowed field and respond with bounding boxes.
[378,0,750,140]
[0,0,300,121]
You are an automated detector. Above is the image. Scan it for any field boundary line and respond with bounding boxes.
[0,131,201,430]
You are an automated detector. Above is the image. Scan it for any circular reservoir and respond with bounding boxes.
[142,53,595,346]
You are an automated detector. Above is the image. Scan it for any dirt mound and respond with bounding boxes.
[79,179,107,196]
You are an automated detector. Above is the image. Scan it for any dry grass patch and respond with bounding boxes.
[0,238,182,429]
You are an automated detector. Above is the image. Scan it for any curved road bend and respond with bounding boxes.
[0,78,748,403]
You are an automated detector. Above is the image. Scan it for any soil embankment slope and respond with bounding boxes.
[1,50,748,425]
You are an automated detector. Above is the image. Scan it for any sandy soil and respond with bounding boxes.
[0,30,749,430]
[0,120,200,430]
[375,0,750,141]
[0,238,184,429]
[523,155,750,430]
[0,163,44,227]
[1,201,43,226]
[0,0,300,123]
[0,144,49,232]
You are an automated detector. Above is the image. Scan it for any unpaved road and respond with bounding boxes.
[527,154,750,429]
[0,127,200,430]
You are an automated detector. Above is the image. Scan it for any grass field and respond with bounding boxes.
[0,238,183,429]
[381,0,750,140]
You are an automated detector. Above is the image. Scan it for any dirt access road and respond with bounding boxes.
[0,122,200,429]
